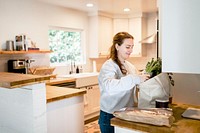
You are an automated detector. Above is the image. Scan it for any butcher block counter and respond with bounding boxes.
[45,77,75,86]
[111,104,200,133]
[46,85,86,103]
[0,72,50,88]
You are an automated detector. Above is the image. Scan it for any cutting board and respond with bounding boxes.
[29,67,55,75]
[182,107,200,120]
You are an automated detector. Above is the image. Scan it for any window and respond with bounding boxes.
[49,27,84,66]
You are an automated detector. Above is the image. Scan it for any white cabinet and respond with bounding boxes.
[89,14,113,58]
[129,17,147,56]
[47,95,84,133]
[113,16,148,56]
[89,12,155,58]
[114,126,143,133]
[159,0,200,74]
[113,19,129,34]
[82,85,100,121]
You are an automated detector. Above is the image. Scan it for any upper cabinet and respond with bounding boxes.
[159,0,200,74]
[89,12,154,58]
[114,17,148,56]
[89,13,113,58]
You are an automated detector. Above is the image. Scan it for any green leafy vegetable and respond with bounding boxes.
[145,58,174,86]
[145,57,162,76]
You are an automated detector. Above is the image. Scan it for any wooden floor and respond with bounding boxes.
[84,120,100,133]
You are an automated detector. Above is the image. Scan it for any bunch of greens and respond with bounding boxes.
[145,57,162,77]
[145,58,174,86]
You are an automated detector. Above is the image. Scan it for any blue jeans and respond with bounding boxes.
[98,110,114,133]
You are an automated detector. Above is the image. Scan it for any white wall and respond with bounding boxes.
[0,0,91,74]
[172,73,200,105]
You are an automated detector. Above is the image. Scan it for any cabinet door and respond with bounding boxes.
[89,15,113,58]
[82,87,89,114]
[83,85,100,116]
[113,19,129,34]
[99,16,113,56]
[90,85,100,113]
[160,0,200,73]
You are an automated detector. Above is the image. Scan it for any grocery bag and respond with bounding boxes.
[137,73,171,108]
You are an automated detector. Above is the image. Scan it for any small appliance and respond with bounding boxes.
[7,59,26,74]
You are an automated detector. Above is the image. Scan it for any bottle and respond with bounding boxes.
[76,66,79,73]
[79,66,83,73]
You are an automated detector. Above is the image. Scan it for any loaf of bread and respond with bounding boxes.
[113,107,174,127]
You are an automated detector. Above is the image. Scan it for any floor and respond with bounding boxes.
[84,120,101,133]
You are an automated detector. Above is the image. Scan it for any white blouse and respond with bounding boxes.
[98,59,142,113]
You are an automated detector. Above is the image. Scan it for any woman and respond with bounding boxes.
[98,32,147,133]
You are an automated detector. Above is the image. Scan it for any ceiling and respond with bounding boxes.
[38,0,158,15]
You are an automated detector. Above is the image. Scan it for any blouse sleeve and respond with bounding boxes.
[98,61,141,95]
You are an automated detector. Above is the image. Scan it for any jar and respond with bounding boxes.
[6,40,14,51]
[155,99,169,108]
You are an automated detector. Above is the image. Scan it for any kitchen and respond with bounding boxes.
[0,0,200,133]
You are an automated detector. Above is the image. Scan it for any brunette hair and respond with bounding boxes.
[109,32,134,75]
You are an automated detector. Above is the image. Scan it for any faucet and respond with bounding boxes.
[69,60,76,74]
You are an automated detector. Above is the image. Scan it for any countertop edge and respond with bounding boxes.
[0,72,50,89]
[46,85,86,103]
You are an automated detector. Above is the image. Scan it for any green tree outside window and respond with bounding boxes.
[49,29,83,66]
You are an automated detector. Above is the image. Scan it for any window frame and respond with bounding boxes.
[48,26,86,67]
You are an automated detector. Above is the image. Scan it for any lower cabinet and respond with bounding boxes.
[47,95,85,133]
[81,85,100,121]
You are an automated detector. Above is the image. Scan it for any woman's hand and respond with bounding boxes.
[139,74,150,82]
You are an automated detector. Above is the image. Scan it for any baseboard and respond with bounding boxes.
[84,115,99,125]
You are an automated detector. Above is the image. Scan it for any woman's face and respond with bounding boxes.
[115,38,134,62]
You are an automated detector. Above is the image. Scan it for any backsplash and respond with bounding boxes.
[92,56,153,72]
[0,54,50,72]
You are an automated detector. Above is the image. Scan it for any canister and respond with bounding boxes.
[155,99,169,108]
[6,40,14,51]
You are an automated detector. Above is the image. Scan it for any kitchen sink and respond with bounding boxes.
[57,72,99,78]
[57,72,99,88]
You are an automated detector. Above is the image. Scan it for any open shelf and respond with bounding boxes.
[0,50,52,54]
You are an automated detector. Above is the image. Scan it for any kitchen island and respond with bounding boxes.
[0,72,50,133]
[111,104,200,133]
[0,72,86,133]
[46,73,100,122]
[46,85,86,133]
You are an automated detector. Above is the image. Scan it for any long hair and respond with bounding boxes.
[109,32,134,75]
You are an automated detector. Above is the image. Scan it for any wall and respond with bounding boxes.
[0,0,91,74]
[172,73,200,105]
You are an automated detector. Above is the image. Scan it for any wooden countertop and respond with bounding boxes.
[111,104,200,133]
[46,85,86,103]
[0,72,50,88]
[45,77,76,85]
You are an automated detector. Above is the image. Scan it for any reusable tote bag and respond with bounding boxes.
[137,73,171,108]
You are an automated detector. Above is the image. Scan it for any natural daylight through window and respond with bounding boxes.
[48,27,84,66]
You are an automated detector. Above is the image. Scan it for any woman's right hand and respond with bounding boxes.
[139,74,150,83]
